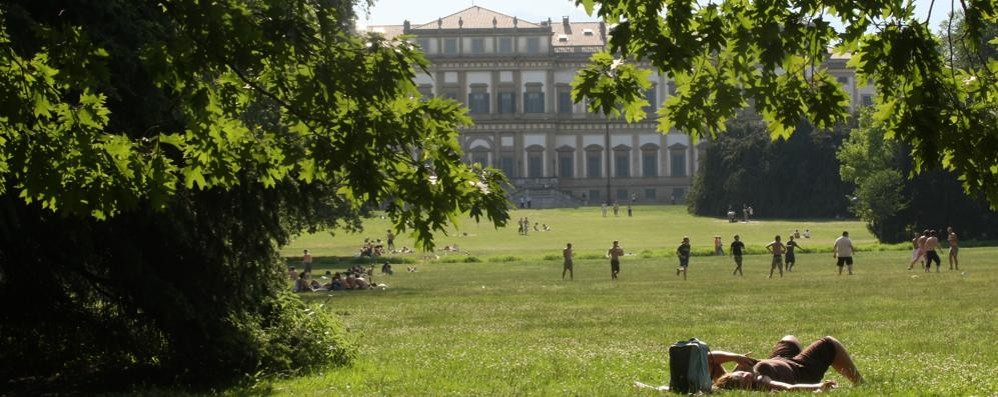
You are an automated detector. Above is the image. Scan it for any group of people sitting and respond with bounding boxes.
[358,238,385,257]
[292,265,379,292]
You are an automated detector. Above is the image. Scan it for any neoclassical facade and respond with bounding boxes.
[369,6,873,206]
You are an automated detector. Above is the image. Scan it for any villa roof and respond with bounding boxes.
[412,6,541,30]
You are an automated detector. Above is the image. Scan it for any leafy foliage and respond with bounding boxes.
[687,119,850,218]
[838,109,998,242]
[576,0,998,208]
[571,52,652,123]
[0,0,508,391]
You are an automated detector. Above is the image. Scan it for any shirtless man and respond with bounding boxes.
[607,240,624,280]
[562,243,574,280]
[766,235,786,278]
[907,230,928,271]
[302,249,313,275]
[923,230,942,272]
[709,335,863,392]
[947,227,959,270]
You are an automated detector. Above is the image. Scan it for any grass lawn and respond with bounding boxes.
[282,205,884,260]
[258,207,995,396]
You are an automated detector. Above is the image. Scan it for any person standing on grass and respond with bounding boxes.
[714,235,725,256]
[730,235,745,276]
[676,236,692,280]
[302,249,313,275]
[601,202,608,217]
[627,203,633,217]
[833,231,855,275]
[613,201,620,216]
[766,235,786,278]
[908,230,929,271]
[785,235,804,272]
[386,229,395,252]
[607,240,624,280]
[563,243,574,280]
[923,230,942,272]
[907,231,925,270]
[947,226,959,270]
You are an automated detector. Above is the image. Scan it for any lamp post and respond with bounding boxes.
[605,115,610,205]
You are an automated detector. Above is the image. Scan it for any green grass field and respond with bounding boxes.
[260,206,995,396]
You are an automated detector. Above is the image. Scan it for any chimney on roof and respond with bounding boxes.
[513,16,518,28]
[492,16,497,28]
[458,17,463,28]
[599,21,606,41]
[403,20,410,33]
[437,17,442,29]
[562,16,571,34]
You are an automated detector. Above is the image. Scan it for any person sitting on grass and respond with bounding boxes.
[292,272,311,293]
[381,261,394,275]
[709,335,864,392]
[327,273,344,290]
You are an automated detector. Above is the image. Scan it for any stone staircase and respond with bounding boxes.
[511,187,582,209]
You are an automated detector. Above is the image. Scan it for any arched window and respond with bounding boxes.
[556,145,575,178]
[585,144,604,178]
[613,144,631,178]
[640,143,659,177]
[669,143,688,177]
[525,144,545,178]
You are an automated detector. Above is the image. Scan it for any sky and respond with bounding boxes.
[355,0,953,33]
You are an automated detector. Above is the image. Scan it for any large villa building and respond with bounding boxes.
[368,6,873,207]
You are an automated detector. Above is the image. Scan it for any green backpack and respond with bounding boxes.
[669,338,712,393]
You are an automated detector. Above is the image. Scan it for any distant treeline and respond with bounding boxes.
[687,119,998,243]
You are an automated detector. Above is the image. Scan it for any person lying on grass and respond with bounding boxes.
[709,335,864,392]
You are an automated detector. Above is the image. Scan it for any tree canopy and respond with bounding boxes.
[576,0,998,208]
[0,0,508,391]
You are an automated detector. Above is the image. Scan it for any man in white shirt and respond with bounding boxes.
[833,231,855,275]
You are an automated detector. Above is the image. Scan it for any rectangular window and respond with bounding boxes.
[614,151,630,177]
[644,188,657,200]
[644,86,657,116]
[470,38,485,54]
[527,153,543,178]
[417,85,433,100]
[587,152,602,178]
[837,76,849,85]
[444,38,458,54]
[672,188,686,202]
[861,94,873,107]
[671,151,687,177]
[524,92,545,113]
[441,90,460,105]
[558,153,574,178]
[558,90,573,114]
[642,152,658,177]
[498,91,516,114]
[668,81,677,95]
[588,189,601,203]
[498,37,513,53]
[416,39,431,52]
[526,37,540,53]
[468,92,489,114]
[499,155,515,177]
